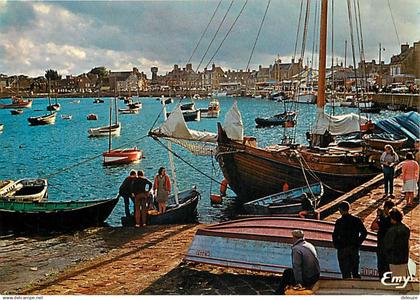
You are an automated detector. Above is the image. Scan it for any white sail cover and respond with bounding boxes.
[312,109,367,135]
[223,100,243,141]
[151,102,244,156]
[154,105,217,143]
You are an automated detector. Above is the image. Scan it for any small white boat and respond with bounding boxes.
[88,122,121,137]
[118,108,139,114]
[0,124,3,131]
[0,178,48,202]
[61,114,72,120]
[296,93,317,103]
[70,100,81,104]
[212,91,227,97]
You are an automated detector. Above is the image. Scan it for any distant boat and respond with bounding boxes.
[61,114,72,120]
[118,108,140,114]
[70,100,81,104]
[87,114,98,120]
[0,197,119,232]
[157,96,173,104]
[359,106,381,114]
[28,112,57,126]
[185,217,378,279]
[11,109,24,115]
[93,98,104,104]
[128,102,142,109]
[0,97,33,109]
[255,111,297,127]
[243,183,323,215]
[212,91,227,97]
[0,124,3,131]
[200,99,220,118]
[0,178,48,202]
[168,102,201,122]
[88,123,121,137]
[47,103,61,111]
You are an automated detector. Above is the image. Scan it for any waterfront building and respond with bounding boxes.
[109,67,148,93]
[389,42,420,84]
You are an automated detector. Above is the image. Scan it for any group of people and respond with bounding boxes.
[118,167,171,227]
[380,140,419,206]
[276,200,411,294]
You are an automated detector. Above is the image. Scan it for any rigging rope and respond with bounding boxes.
[310,0,318,72]
[300,0,311,63]
[205,0,249,70]
[152,137,233,191]
[244,0,271,72]
[42,135,149,179]
[356,0,367,90]
[387,0,401,46]
[195,0,234,73]
[293,0,305,61]
[187,0,222,64]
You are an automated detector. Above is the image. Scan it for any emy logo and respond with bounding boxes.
[381,259,417,289]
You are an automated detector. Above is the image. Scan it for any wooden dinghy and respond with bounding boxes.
[121,188,200,226]
[185,217,379,279]
[88,122,121,137]
[363,133,408,150]
[243,183,323,215]
[255,111,297,127]
[0,98,33,109]
[0,197,118,231]
[0,178,48,202]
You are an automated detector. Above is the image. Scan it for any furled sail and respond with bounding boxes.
[312,109,367,136]
[150,101,243,156]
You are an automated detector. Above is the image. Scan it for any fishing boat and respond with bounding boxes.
[255,111,297,127]
[0,97,33,109]
[243,183,323,215]
[128,102,142,109]
[168,103,201,122]
[89,97,121,137]
[215,0,380,202]
[118,107,140,114]
[0,197,118,231]
[28,111,57,126]
[61,114,72,120]
[87,113,98,120]
[47,97,61,111]
[11,109,24,115]
[102,97,142,165]
[200,99,221,118]
[363,133,408,150]
[93,98,105,104]
[0,178,48,202]
[185,217,378,279]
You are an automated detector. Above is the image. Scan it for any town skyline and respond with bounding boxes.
[0,0,418,78]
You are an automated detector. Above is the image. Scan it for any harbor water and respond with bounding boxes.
[0,97,401,226]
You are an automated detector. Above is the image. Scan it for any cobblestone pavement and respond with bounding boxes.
[21,224,198,295]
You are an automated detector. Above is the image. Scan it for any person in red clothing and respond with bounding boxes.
[401,152,419,206]
[153,167,171,214]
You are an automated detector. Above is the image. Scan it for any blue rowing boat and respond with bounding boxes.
[243,183,323,215]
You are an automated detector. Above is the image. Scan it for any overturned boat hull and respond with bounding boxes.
[185,217,378,279]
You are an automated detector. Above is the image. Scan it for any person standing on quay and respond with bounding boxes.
[384,208,410,277]
[118,170,137,218]
[380,145,399,198]
[415,139,420,200]
[154,167,171,214]
[370,200,395,278]
[275,230,320,295]
[132,170,153,227]
[401,152,419,206]
[332,201,367,279]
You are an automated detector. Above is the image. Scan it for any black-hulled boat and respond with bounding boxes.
[121,188,200,226]
[255,111,297,127]
[11,109,24,115]
[0,197,119,232]
[28,112,57,126]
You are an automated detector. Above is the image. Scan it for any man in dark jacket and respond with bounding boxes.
[118,170,137,218]
[275,230,320,294]
[384,208,410,277]
[332,201,368,278]
[372,200,395,277]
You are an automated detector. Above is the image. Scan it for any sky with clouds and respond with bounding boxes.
[0,0,418,77]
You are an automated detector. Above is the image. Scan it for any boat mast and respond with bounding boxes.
[108,99,113,152]
[161,100,179,205]
[114,90,118,126]
[317,0,328,110]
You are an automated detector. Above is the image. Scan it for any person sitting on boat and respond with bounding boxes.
[275,230,320,295]
[133,170,153,228]
[118,170,137,218]
[401,152,419,207]
[370,200,395,278]
[332,201,367,279]
[380,145,399,199]
[383,208,410,277]
[298,193,317,219]
[153,167,171,214]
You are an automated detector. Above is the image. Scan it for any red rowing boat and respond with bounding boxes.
[0,98,33,109]
[102,148,142,165]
